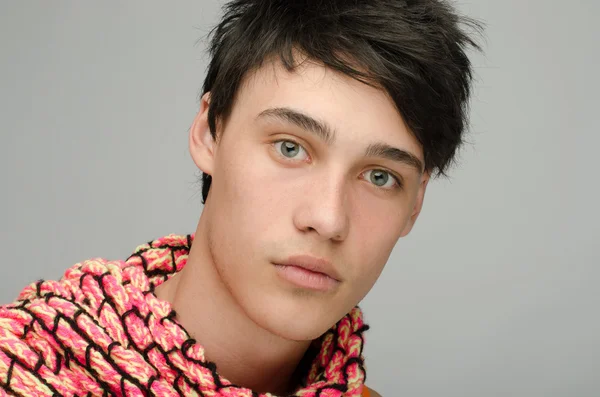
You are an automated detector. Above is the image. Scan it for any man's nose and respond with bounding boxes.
[293,174,351,242]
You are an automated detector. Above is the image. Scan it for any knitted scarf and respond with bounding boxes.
[0,234,369,396]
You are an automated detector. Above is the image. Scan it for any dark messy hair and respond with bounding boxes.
[199,0,483,203]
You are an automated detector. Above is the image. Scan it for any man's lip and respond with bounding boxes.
[275,254,341,281]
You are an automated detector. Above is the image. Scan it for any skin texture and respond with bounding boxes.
[155,58,429,394]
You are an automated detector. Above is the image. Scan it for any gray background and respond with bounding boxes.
[0,1,598,396]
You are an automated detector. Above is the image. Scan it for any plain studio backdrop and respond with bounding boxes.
[0,1,598,396]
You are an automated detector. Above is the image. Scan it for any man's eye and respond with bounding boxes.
[363,169,402,190]
[272,141,401,191]
[273,140,309,160]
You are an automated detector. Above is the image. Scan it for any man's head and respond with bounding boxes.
[189,0,481,340]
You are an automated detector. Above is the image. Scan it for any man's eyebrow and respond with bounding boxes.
[256,106,423,172]
[365,142,424,173]
[256,107,335,145]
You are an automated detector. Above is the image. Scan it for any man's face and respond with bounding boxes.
[191,59,428,341]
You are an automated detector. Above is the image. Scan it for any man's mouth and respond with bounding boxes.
[273,261,341,292]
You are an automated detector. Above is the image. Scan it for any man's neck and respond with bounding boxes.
[154,228,312,394]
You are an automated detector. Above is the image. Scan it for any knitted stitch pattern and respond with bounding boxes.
[0,234,369,396]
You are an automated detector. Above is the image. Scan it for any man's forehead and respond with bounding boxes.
[230,58,424,164]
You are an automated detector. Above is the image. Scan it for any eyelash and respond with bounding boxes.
[272,139,403,191]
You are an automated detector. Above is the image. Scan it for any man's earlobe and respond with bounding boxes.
[189,92,216,176]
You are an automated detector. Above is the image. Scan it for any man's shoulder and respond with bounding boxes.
[8,257,129,303]
[0,257,137,395]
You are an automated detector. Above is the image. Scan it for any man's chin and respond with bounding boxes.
[245,295,341,341]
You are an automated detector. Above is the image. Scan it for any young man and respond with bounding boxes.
[0,1,481,396]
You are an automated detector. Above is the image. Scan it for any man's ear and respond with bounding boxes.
[399,172,430,237]
[189,92,217,176]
